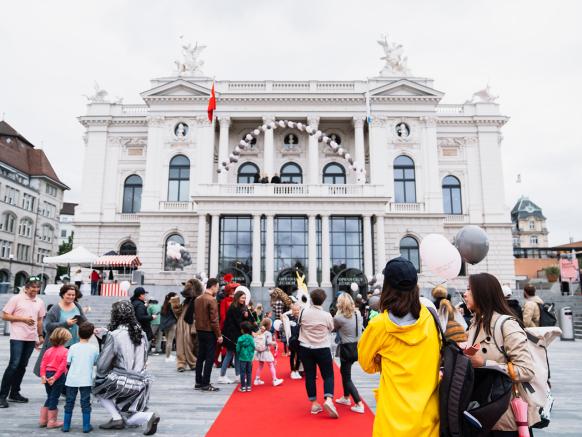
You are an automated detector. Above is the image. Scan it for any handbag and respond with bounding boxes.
[338,313,359,362]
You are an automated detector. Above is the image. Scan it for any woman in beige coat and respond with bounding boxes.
[170,279,203,372]
[464,272,538,436]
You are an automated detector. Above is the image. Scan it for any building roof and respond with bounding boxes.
[511,196,546,221]
[0,120,69,190]
[60,202,77,216]
[552,241,582,250]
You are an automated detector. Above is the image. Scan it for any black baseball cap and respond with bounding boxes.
[383,257,418,292]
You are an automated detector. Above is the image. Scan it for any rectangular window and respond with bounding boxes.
[218,216,253,283]
[274,216,308,275]
[330,216,363,272]
[1,240,12,258]
[61,229,67,237]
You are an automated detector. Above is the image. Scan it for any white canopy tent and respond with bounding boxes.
[43,246,99,266]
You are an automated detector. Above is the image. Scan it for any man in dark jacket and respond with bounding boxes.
[503,284,523,321]
[131,287,155,340]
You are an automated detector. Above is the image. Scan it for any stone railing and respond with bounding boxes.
[228,81,266,91]
[316,81,355,91]
[122,105,148,114]
[159,201,193,211]
[196,184,385,198]
[436,105,464,114]
[115,213,140,222]
[388,202,425,213]
[272,82,310,91]
[444,214,469,224]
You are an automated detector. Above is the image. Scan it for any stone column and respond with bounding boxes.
[368,118,389,190]
[308,214,318,287]
[420,116,442,212]
[375,214,386,273]
[263,116,275,178]
[363,214,373,279]
[264,213,275,287]
[353,115,366,183]
[251,214,262,286]
[209,214,220,277]
[197,213,207,274]
[307,115,320,184]
[321,214,331,287]
[217,116,230,184]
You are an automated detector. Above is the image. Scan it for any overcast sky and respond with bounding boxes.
[1,0,580,245]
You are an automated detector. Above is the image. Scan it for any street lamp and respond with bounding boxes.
[8,253,15,293]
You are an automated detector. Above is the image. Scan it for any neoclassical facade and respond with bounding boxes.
[75,46,514,292]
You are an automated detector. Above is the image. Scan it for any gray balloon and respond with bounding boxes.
[454,225,489,264]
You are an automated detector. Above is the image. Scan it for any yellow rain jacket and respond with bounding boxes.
[358,305,440,437]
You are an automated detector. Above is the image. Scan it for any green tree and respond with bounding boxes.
[56,234,73,279]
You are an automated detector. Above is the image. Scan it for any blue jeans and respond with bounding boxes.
[220,349,240,377]
[0,340,36,398]
[44,371,66,410]
[65,386,92,414]
[239,361,253,389]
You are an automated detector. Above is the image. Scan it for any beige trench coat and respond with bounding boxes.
[466,312,539,431]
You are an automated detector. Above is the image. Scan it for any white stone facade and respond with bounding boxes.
[75,70,514,291]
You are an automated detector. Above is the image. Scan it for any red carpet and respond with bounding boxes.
[207,345,375,437]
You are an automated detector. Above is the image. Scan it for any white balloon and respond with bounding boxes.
[253,129,261,136]
[316,130,322,137]
[288,121,295,128]
[261,124,267,131]
[296,122,304,131]
[350,282,359,292]
[269,121,276,129]
[245,134,253,141]
[337,147,345,156]
[120,281,131,292]
[420,234,462,280]
[305,126,313,134]
[235,285,251,307]
[234,146,241,154]
[278,120,286,128]
[345,153,352,161]
[330,141,338,148]
[322,135,330,143]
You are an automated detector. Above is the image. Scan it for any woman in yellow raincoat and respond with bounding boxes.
[358,257,440,437]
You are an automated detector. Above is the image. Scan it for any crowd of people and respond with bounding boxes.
[0,259,554,436]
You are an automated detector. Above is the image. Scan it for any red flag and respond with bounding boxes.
[207,82,216,121]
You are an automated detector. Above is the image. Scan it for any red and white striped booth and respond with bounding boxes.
[94,255,142,297]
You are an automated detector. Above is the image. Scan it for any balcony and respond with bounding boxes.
[388,202,425,213]
[159,201,194,211]
[195,184,387,198]
[444,214,469,224]
[116,213,140,222]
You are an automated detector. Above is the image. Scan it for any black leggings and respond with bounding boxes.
[490,430,534,437]
[340,358,361,404]
[289,348,300,371]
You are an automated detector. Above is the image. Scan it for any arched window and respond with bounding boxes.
[280,163,303,184]
[394,155,416,203]
[400,236,420,272]
[122,174,142,213]
[442,175,462,214]
[0,269,9,283]
[18,218,33,238]
[168,155,190,201]
[164,233,185,271]
[322,163,346,185]
[119,241,137,255]
[1,212,16,233]
[238,162,260,184]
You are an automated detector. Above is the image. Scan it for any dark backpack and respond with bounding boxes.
[538,303,557,327]
[427,308,474,437]
[288,313,301,352]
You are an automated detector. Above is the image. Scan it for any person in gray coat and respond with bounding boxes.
[34,284,86,377]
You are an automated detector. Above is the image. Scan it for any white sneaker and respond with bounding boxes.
[290,371,302,380]
[164,356,176,363]
[273,378,283,387]
[216,376,233,384]
[351,404,365,414]
[232,376,241,384]
[254,378,265,386]
[323,398,339,418]
[335,397,351,406]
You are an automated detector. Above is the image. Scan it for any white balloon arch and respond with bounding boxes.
[216,119,366,183]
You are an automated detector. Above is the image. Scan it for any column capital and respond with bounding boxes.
[265,212,275,218]
[252,213,262,219]
[362,213,373,218]
[307,114,320,128]
[352,115,366,129]
[218,116,231,128]
[262,115,275,124]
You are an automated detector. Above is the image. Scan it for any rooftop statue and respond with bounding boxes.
[467,84,499,103]
[377,34,411,76]
[174,36,206,76]
[83,81,109,103]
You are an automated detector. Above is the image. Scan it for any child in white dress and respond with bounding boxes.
[253,318,283,387]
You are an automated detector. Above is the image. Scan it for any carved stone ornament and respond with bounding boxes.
[174,37,206,76]
[437,137,478,148]
[147,115,166,127]
[83,81,109,103]
[377,34,411,76]
[466,84,499,104]
[282,133,301,154]
[174,122,189,140]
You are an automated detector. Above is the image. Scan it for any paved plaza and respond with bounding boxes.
[0,336,579,436]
